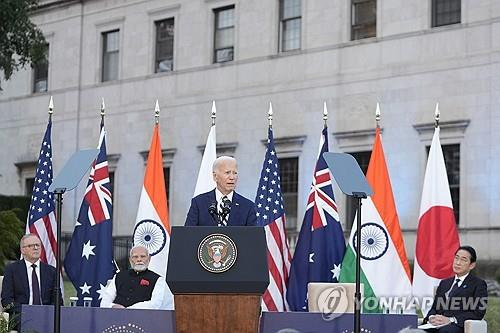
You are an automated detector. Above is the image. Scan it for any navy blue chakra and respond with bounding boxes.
[133,219,166,256]
[352,222,389,261]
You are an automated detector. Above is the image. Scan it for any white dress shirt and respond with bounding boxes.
[445,272,469,298]
[215,189,233,215]
[24,259,41,305]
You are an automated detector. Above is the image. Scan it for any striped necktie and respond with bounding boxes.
[219,196,229,226]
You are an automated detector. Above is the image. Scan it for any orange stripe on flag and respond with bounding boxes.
[144,124,170,234]
[366,127,412,281]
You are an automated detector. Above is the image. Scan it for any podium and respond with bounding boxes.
[167,226,269,333]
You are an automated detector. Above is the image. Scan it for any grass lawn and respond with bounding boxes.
[63,279,77,304]
[485,296,500,332]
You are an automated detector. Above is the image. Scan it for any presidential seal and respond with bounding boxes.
[198,234,237,273]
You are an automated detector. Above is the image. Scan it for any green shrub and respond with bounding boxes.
[0,210,24,275]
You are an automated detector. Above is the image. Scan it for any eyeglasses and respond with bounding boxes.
[23,244,41,249]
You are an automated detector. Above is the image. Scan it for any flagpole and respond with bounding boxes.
[48,95,54,121]
[50,96,62,333]
[375,102,381,129]
[101,97,105,121]
[268,102,273,128]
[211,100,216,126]
[434,103,440,128]
[155,99,160,125]
[323,102,328,129]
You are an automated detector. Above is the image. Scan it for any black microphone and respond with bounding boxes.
[208,202,218,221]
[221,197,231,215]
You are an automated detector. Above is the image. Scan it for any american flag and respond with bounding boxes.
[64,119,115,307]
[287,127,346,311]
[255,127,291,312]
[26,119,57,267]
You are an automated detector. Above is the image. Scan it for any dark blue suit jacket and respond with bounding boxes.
[1,259,57,315]
[424,274,488,328]
[185,189,257,226]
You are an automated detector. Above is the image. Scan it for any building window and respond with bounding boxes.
[102,30,119,82]
[214,6,235,63]
[279,0,301,52]
[25,177,35,197]
[155,18,174,73]
[108,171,115,199]
[432,0,461,27]
[164,167,171,203]
[351,0,376,40]
[279,157,298,230]
[33,44,49,93]
[427,144,460,223]
[345,151,371,230]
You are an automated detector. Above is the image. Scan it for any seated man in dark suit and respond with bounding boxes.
[185,156,257,226]
[1,234,58,328]
[423,245,488,333]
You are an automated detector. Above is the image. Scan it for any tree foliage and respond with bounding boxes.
[0,0,47,89]
[0,210,24,275]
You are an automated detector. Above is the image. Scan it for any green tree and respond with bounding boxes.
[0,0,47,89]
[0,210,23,275]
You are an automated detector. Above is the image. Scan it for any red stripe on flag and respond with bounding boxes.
[42,215,57,257]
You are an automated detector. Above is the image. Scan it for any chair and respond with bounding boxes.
[307,282,364,314]
[464,319,487,333]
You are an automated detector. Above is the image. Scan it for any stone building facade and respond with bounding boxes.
[1,0,499,265]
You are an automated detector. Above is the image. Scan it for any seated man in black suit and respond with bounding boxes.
[185,156,257,226]
[423,245,488,333]
[1,234,58,328]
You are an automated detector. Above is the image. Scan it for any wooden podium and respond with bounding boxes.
[167,226,269,333]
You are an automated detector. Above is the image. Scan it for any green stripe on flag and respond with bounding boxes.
[339,246,382,313]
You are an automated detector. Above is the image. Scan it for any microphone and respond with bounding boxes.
[208,202,218,222]
[221,197,231,215]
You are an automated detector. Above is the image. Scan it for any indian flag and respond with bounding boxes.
[340,126,412,313]
[132,112,173,306]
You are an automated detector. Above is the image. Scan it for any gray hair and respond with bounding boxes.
[212,156,236,172]
[20,234,40,248]
[129,245,149,257]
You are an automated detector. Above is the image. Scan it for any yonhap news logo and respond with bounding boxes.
[316,285,350,321]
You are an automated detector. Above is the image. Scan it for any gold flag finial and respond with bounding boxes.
[268,102,273,128]
[155,99,160,124]
[375,102,381,127]
[211,100,216,126]
[100,98,105,118]
[323,101,328,128]
[48,96,54,119]
[434,103,440,128]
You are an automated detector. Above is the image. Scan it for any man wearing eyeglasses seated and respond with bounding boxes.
[1,234,58,329]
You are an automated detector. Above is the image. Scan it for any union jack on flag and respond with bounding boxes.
[255,127,292,312]
[26,119,57,267]
[287,126,346,311]
[64,119,115,307]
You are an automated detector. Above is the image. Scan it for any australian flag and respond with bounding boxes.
[64,119,115,306]
[287,127,346,311]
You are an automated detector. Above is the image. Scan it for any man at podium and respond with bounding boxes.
[185,156,257,227]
